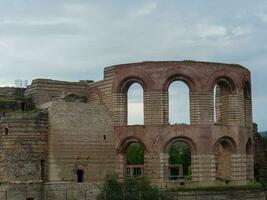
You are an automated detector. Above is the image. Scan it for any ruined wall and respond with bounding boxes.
[0,61,254,199]
[86,61,253,187]
[0,111,48,183]
[46,101,116,183]
[25,79,91,107]
[0,87,25,98]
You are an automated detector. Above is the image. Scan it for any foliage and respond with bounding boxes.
[127,143,144,165]
[169,142,191,175]
[97,175,167,200]
[0,98,18,111]
[0,96,36,112]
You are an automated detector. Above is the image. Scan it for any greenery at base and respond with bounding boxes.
[169,182,263,192]
[97,175,167,200]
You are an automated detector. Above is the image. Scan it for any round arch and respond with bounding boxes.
[117,136,146,154]
[213,136,237,154]
[211,76,237,94]
[119,76,146,94]
[164,136,196,155]
[163,74,195,92]
[112,69,154,94]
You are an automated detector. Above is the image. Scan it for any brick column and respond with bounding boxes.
[190,92,214,125]
[231,154,247,185]
[117,154,125,180]
[113,93,127,126]
[144,153,162,186]
[244,97,253,127]
[191,154,216,185]
[144,91,165,125]
[246,154,254,181]
[227,95,245,126]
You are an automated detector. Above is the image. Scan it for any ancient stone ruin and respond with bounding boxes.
[0,61,257,199]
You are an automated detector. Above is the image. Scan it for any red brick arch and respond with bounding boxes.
[163,136,197,155]
[117,136,147,154]
[213,136,237,154]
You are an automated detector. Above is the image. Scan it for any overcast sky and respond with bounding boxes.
[0,0,266,131]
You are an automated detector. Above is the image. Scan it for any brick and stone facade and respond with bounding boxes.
[0,61,256,199]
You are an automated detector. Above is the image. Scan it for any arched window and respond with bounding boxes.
[126,143,144,177]
[213,78,235,124]
[169,81,190,125]
[214,138,235,179]
[127,83,144,125]
[168,141,191,180]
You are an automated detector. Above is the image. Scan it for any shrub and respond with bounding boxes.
[97,175,167,200]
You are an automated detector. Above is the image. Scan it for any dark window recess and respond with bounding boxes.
[41,160,45,180]
[103,135,106,140]
[21,102,26,111]
[4,128,8,135]
[77,169,84,183]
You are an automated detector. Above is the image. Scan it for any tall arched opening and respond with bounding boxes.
[168,81,190,125]
[117,137,145,178]
[168,141,191,180]
[214,137,236,179]
[213,78,235,124]
[127,83,144,125]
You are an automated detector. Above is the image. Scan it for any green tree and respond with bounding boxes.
[169,142,191,175]
[127,143,144,165]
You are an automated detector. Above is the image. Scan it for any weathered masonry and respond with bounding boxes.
[0,61,255,199]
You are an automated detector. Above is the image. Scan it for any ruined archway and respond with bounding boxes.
[214,137,236,179]
[213,77,236,124]
[117,137,145,178]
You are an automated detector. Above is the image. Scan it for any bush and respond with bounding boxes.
[97,175,167,200]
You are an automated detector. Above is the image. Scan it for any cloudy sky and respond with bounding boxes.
[0,0,266,131]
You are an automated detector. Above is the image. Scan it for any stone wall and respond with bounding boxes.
[45,101,116,182]
[25,79,91,107]
[0,87,25,98]
[0,111,48,183]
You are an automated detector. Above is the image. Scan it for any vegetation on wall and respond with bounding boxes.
[0,96,36,112]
